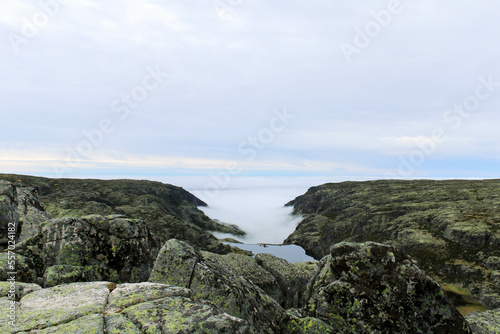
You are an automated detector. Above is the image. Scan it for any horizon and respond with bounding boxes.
[2,1,500,182]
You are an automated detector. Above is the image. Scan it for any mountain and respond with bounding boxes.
[284,179,500,310]
[0,173,244,254]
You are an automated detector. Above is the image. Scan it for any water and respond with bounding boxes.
[189,184,319,263]
[224,242,315,263]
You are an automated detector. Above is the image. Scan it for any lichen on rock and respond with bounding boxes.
[17,215,160,286]
[149,239,284,333]
[0,281,257,334]
[0,181,19,250]
[303,242,472,333]
[465,308,500,334]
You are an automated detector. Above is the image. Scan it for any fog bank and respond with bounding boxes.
[191,186,307,244]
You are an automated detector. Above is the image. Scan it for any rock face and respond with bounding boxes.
[255,253,310,309]
[201,251,312,310]
[303,242,471,333]
[148,239,472,334]
[18,215,160,286]
[149,239,285,333]
[0,281,256,333]
[0,252,37,283]
[16,186,51,243]
[465,308,500,334]
[285,179,500,308]
[201,251,283,304]
[0,174,244,254]
[0,181,19,250]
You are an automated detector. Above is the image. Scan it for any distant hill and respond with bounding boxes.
[0,173,244,253]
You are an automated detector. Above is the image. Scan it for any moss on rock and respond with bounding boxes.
[303,242,472,333]
[201,251,281,303]
[18,215,160,286]
[465,308,500,334]
[149,239,285,333]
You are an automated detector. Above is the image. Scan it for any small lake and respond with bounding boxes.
[224,242,316,263]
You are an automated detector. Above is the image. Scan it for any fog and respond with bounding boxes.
[191,187,306,244]
[172,175,366,244]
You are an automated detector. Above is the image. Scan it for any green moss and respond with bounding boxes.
[280,316,335,333]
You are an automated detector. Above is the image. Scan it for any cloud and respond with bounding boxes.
[1,0,500,180]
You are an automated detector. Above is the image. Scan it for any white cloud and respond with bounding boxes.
[1,0,500,180]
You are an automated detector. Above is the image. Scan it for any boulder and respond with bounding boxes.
[105,282,257,333]
[255,253,311,309]
[149,239,285,333]
[201,251,281,303]
[43,264,100,288]
[0,252,37,283]
[0,281,256,333]
[149,238,201,288]
[465,308,500,334]
[303,242,472,333]
[0,281,110,333]
[18,215,161,285]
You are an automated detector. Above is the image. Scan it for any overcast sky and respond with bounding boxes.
[1,0,500,186]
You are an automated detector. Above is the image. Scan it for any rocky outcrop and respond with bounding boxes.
[149,239,285,333]
[255,253,310,309]
[1,233,477,333]
[0,174,244,254]
[0,181,19,250]
[148,239,472,333]
[18,215,161,286]
[465,308,500,334]
[16,186,51,243]
[200,251,312,310]
[0,252,37,283]
[201,251,282,303]
[285,179,500,308]
[0,281,256,333]
[304,242,471,333]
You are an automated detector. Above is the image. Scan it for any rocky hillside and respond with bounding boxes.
[284,179,500,310]
[0,174,244,253]
[0,176,498,333]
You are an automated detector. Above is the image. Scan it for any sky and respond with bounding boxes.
[1,0,500,190]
